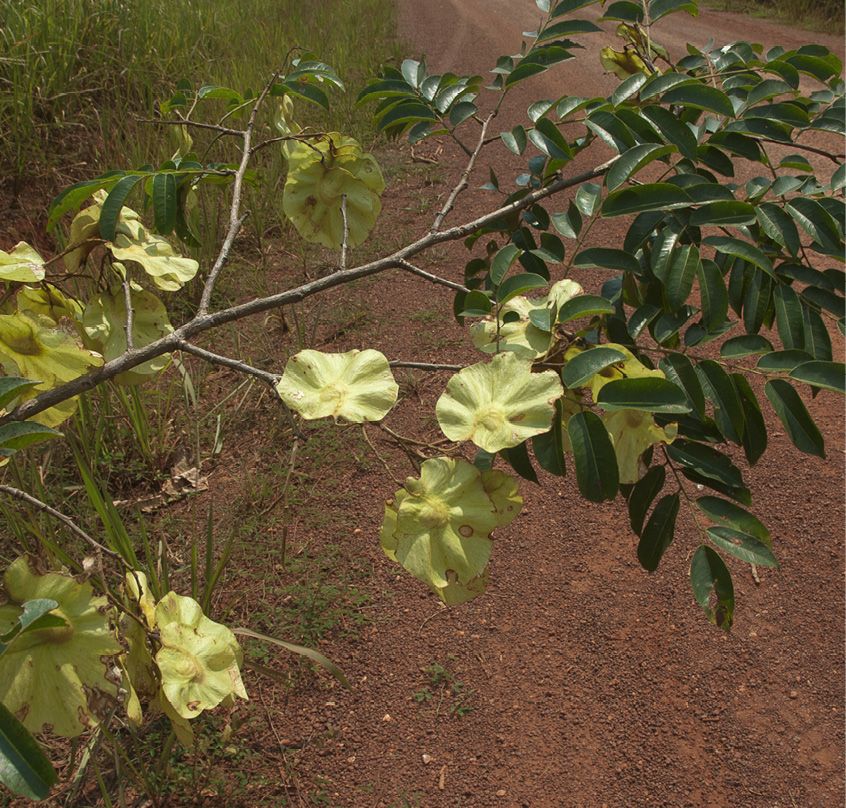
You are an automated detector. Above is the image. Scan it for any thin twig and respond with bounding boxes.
[176,341,306,440]
[176,341,281,386]
[431,112,494,233]
[389,360,463,371]
[2,157,617,426]
[122,274,134,351]
[761,137,844,163]
[418,604,448,636]
[196,70,283,316]
[394,260,470,294]
[0,484,123,561]
[360,425,403,486]
[340,194,349,271]
[138,117,246,137]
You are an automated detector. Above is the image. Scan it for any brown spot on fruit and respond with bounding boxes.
[459,525,473,537]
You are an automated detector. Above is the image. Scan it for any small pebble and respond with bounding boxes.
[789,690,799,699]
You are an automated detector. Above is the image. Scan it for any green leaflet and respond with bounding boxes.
[568,410,619,502]
[789,361,846,394]
[690,546,735,631]
[697,496,771,546]
[0,700,57,801]
[764,379,825,458]
[637,493,680,572]
[706,526,779,568]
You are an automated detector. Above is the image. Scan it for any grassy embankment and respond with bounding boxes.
[702,0,845,33]
[0,0,401,183]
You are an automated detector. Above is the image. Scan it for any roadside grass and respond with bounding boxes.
[700,0,845,33]
[0,0,402,181]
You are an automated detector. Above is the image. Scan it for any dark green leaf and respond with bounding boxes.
[697,145,735,177]
[706,526,779,567]
[603,183,692,217]
[659,353,705,418]
[756,203,801,257]
[490,244,522,286]
[690,545,735,630]
[282,80,329,109]
[697,259,729,331]
[0,422,61,452]
[575,181,603,217]
[742,268,773,335]
[707,131,764,163]
[697,359,745,444]
[500,442,539,484]
[803,308,833,362]
[720,335,773,358]
[667,440,744,488]
[0,599,59,652]
[637,493,680,572]
[773,285,805,350]
[653,307,697,344]
[501,125,528,155]
[100,174,144,241]
[586,110,637,153]
[152,173,177,235]
[611,73,648,107]
[47,173,123,231]
[784,52,840,82]
[532,232,566,264]
[532,400,568,476]
[473,448,496,471]
[605,143,674,191]
[663,245,700,310]
[787,197,843,254]
[704,236,774,278]
[568,411,619,502]
[0,378,40,412]
[557,294,616,322]
[449,101,478,127]
[551,0,601,16]
[627,465,666,536]
[764,378,825,458]
[697,496,771,545]
[560,347,627,389]
[789,361,845,394]
[756,349,813,372]
[690,201,756,227]
[732,373,767,467]
[497,273,549,304]
[0,700,57,800]
[596,378,690,413]
[641,105,698,160]
[600,1,645,22]
[649,0,698,21]
[746,78,794,105]
[459,290,492,317]
[802,286,846,318]
[662,84,734,117]
[573,248,640,274]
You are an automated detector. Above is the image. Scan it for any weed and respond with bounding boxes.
[408,307,441,325]
[413,656,475,718]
